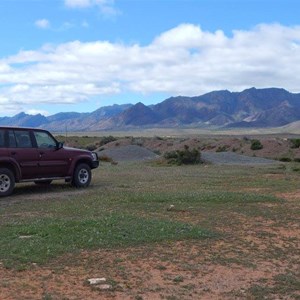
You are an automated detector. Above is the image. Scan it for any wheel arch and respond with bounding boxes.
[0,160,21,182]
[72,158,94,172]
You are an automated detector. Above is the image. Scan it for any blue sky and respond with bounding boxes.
[1,0,300,117]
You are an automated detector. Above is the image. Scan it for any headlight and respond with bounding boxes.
[91,152,98,161]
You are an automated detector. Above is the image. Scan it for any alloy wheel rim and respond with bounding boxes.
[0,174,11,192]
[78,169,88,184]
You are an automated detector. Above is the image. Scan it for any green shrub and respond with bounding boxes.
[99,136,117,146]
[251,139,263,150]
[85,144,97,151]
[290,139,300,149]
[164,146,202,165]
[279,157,292,162]
[216,145,228,152]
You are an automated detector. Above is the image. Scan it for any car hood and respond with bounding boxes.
[63,146,92,154]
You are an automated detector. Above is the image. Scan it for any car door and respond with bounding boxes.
[33,130,70,177]
[0,128,9,159]
[8,129,40,179]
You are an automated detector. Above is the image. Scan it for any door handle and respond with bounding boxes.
[11,151,16,155]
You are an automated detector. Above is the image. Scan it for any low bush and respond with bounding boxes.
[279,157,292,162]
[85,144,97,151]
[216,145,228,152]
[290,138,300,149]
[99,136,117,146]
[164,146,202,165]
[251,139,263,150]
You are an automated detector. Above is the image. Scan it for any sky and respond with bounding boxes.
[1,0,300,117]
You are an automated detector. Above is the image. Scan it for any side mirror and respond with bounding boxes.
[56,142,64,150]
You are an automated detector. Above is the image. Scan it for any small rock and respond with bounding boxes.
[167,204,175,211]
[98,284,112,290]
[87,278,106,285]
[19,235,33,239]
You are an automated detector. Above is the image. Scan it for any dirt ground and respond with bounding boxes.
[1,135,299,299]
[0,191,299,300]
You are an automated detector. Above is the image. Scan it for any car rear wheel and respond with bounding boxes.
[72,163,91,188]
[0,168,15,197]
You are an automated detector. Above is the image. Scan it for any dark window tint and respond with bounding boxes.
[0,129,5,147]
[8,130,17,148]
[14,131,33,148]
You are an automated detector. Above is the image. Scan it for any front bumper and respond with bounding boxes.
[91,160,99,169]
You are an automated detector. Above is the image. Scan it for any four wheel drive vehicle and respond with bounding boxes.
[0,127,99,197]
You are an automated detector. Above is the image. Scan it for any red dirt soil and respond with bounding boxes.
[0,193,299,300]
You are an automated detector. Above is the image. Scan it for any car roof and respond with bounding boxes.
[0,126,48,131]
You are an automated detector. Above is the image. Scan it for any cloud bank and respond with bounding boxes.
[1,23,300,114]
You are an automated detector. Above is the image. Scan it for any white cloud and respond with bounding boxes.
[2,23,300,115]
[65,0,91,7]
[26,109,50,116]
[60,21,75,31]
[65,0,119,17]
[153,23,228,48]
[35,19,50,29]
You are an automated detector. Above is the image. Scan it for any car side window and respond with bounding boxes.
[0,129,5,148]
[34,131,57,149]
[14,131,33,148]
[8,130,17,148]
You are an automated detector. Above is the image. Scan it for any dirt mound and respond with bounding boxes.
[98,145,158,162]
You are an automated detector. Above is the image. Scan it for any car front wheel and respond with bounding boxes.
[0,168,15,197]
[72,163,91,188]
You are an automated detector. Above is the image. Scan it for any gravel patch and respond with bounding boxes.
[98,145,159,162]
[201,151,279,165]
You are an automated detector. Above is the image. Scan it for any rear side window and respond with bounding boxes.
[0,129,5,148]
[8,130,17,147]
[13,130,33,148]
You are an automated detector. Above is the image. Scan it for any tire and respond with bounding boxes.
[72,163,91,188]
[34,180,52,185]
[0,168,15,197]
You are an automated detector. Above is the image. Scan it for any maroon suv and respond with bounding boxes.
[0,127,99,196]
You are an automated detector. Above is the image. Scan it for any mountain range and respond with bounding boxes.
[1,87,300,131]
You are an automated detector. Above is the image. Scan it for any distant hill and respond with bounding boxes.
[1,88,300,131]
